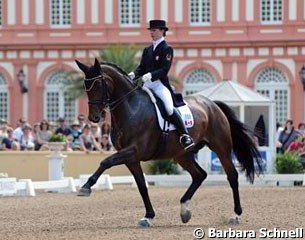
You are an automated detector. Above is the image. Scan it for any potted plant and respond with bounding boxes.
[48,134,66,152]
[275,152,304,186]
[275,152,304,174]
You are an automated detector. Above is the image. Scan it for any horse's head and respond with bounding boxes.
[75,58,113,123]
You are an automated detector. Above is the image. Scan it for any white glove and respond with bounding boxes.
[128,72,135,80]
[142,73,152,82]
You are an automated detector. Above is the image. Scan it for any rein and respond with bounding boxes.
[84,73,138,111]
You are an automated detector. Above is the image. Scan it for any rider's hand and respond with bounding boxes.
[142,73,152,83]
[128,72,135,80]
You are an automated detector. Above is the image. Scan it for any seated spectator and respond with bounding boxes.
[0,121,8,144]
[19,123,35,151]
[298,122,305,136]
[13,117,27,142]
[33,120,52,151]
[100,121,111,136]
[100,134,113,151]
[55,117,72,136]
[79,124,101,153]
[48,121,58,134]
[65,134,74,152]
[1,127,20,150]
[70,120,82,150]
[90,123,101,145]
[77,113,87,130]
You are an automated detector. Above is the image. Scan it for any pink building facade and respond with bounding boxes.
[0,0,305,127]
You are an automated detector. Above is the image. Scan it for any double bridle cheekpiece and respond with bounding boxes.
[83,72,138,111]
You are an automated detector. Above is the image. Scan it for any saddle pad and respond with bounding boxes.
[142,87,194,131]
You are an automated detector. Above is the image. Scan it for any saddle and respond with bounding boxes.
[142,87,194,131]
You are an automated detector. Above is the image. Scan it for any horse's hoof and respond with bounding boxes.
[77,188,92,197]
[229,214,241,225]
[180,209,192,223]
[138,217,152,228]
[180,200,192,223]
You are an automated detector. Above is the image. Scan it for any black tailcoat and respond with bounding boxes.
[134,41,184,107]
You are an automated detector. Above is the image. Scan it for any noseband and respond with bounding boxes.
[83,73,138,111]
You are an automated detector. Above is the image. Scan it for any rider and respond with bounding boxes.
[128,19,194,150]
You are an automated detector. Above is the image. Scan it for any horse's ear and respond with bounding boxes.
[75,59,89,73]
[94,58,101,70]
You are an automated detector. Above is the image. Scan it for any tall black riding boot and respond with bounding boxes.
[169,109,195,150]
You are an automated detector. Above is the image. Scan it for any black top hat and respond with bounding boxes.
[147,20,168,31]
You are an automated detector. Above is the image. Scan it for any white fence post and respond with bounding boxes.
[18,179,36,196]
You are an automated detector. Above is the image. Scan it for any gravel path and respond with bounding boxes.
[0,185,304,240]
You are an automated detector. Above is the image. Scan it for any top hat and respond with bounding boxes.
[147,20,168,31]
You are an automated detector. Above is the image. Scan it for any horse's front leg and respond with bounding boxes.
[77,147,135,196]
[126,162,155,227]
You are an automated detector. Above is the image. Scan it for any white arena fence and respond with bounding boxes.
[0,174,304,197]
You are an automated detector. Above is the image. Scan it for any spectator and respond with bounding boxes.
[55,117,72,136]
[277,119,301,153]
[297,122,305,136]
[48,121,57,134]
[90,123,101,144]
[286,135,305,154]
[70,120,82,150]
[0,119,8,144]
[77,113,87,130]
[13,117,27,142]
[33,120,52,150]
[19,123,35,151]
[65,134,74,152]
[1,127,20,150]
[100,134,113,151]
[79,124,101,153]
[100,121,111,136]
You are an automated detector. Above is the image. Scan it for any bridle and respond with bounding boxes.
[83,72,138,111]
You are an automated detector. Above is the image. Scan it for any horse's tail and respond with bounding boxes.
[214,100,263,183]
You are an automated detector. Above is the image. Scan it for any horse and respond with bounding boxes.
[75,58,263,227]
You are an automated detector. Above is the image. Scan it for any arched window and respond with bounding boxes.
[255,67,289,124]
[44,70,77,124]
[0,73,8,121]
[183,68,216,95]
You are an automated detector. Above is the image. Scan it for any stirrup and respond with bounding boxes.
[180,134,195,150]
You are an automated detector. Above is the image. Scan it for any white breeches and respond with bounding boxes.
[144,80,174,115]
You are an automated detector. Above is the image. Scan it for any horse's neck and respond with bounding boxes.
[110,89,153,127]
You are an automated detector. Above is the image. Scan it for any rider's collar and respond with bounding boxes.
[153,37,165,50]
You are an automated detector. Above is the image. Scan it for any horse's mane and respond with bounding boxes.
[100,61,129,77]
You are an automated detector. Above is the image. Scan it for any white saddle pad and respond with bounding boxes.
[142,87,194,131]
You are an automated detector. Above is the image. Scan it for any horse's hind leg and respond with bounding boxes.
[216,148,242,224]
[174,152,207,223]
[126,162,155,227]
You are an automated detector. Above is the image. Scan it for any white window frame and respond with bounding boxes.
[43,71,78,123]
[260,0,283,24]
[183,68,216,95]
[189,0,211,26]
[255,68,290,124]
[119,0,141,27]
[0,73,9,121]
[50,0,72,28]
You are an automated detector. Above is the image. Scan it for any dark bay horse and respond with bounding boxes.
[75,58,262,227]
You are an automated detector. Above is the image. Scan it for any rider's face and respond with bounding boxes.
[150,28,164,41]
